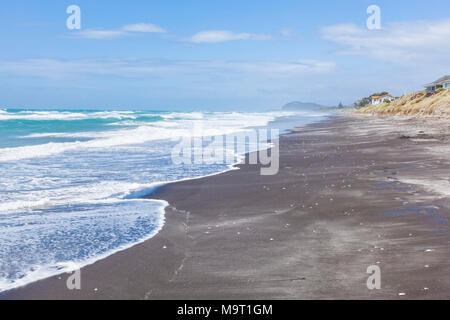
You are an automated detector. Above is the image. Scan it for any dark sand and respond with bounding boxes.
[3,114,450,300]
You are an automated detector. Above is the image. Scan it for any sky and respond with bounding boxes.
[0,0,449,111]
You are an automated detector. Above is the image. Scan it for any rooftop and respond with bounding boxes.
[371,94,394,99]
[425,75,450,87]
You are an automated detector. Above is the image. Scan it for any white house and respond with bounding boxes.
[424,75,450,92]
[370,94,396,105]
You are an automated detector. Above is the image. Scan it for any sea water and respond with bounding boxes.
[0,108,327,292]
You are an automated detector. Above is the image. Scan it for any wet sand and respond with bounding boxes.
[3,114,450,300]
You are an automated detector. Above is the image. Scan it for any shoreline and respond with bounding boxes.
[0,113,313,294]
[3,113,450,299]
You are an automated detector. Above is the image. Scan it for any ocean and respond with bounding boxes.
[0,108,327,292]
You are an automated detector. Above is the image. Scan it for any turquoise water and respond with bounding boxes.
[0,110,166,148]
[0,108,327,292]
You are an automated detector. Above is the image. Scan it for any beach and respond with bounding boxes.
[3,113,450,300]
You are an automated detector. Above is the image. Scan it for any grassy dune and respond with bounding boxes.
[357,89,450,117]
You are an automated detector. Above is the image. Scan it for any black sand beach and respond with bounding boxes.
[3,114,450,300]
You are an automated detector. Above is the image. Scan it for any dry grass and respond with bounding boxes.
[357,90,450,117]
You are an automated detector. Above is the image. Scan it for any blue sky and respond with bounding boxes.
[0,0,449,110]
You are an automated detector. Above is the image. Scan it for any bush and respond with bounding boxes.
[354,97,371,109]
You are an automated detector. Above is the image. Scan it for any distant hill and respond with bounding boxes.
[282,101,329,110]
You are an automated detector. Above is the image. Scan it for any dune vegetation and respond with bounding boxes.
[357,89,450,117]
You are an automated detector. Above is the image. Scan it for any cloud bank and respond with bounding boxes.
[184,30,271,43]
[321,19,450,65]
[72,23,166,39]
[0,58,335,79]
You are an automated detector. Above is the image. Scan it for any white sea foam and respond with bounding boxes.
[0,109,327,293]
[0,180,162,214]
[1,111,278,162]
[0,199,168,293]
[0,110,140,121]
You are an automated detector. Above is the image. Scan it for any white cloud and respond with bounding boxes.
[226,59,335,74]
[71,23,166,39]
[185,30,271,43]
[0,58,335,80]
[73,30,127,39]
[121,23,166,33]
[321,19,450,65]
